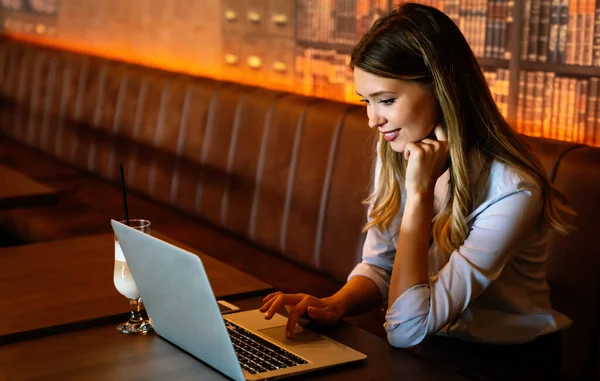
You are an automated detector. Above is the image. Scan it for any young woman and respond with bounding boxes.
[260,3,573,378]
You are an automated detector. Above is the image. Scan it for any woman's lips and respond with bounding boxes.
[382,129,400,142]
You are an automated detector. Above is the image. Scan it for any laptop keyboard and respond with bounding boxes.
[225,320,309,374]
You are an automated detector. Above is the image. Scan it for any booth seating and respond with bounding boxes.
[1,40,598,380]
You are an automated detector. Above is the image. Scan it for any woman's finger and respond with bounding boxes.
[404,142,418,160]
[261,295,282,317]
[260,292,282,311]
[286,298,313,338]
[434,125,448,141]
[419,138,438,146]
[264,294,303,319]
[262,291,282,302]
[259,295,279,313]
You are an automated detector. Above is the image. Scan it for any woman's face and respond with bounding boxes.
[354,68,440,153]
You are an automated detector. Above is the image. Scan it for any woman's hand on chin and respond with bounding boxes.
[404,125,449,197]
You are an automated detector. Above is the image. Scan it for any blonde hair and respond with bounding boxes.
[351,3,574,255]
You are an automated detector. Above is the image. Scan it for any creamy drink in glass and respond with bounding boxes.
[114,241,140,300]
[113,219,153,335]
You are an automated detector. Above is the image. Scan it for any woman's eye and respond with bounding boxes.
[379,98,395,105]
[359,98,369,104]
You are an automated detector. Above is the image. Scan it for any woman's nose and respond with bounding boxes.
[368,114,385,129]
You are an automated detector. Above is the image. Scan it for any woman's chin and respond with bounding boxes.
[389,140,406,153]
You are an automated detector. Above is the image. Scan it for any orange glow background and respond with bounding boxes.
[1,0,598,147]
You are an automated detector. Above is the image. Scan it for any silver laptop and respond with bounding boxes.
[111,220,366,381]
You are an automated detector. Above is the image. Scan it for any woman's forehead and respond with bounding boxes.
[354,69,403,94]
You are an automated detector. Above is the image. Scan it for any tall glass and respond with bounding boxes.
[113,219,153,335]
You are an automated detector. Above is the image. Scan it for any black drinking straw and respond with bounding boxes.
[118,164,130,226]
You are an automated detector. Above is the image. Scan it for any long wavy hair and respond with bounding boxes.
[350,3,574,255]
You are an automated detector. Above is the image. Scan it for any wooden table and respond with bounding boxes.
[0,233,273,341]
[0,165,58,209]
[0,297,471,381]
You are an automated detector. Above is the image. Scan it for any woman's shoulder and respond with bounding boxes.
[465,159,544,222]
[472,158,543,211]
[487,159,541,193]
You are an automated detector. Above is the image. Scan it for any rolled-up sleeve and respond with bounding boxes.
[385,185,543,348]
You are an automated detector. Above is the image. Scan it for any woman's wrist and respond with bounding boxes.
[406,189,435,204]
[322,295,346,319]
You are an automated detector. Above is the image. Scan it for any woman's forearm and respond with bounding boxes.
[388,192,433,305]
[327,193,434,318]
[325,275,382,317]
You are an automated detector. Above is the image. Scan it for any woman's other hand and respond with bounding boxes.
[259,292,343,338]
[404,125,449,196]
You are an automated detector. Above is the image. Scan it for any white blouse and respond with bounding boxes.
[348,158,572,348]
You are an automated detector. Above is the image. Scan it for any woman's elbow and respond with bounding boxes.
[385,316,429,348]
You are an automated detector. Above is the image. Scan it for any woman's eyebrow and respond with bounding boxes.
[356,91,395,97]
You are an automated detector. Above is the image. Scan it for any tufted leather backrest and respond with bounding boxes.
[0,40,373,284]
[546,145,600,380]
[1,40,598,380]
[521,137,600,380]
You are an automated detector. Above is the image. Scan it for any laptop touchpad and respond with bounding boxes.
[259,326,327,347]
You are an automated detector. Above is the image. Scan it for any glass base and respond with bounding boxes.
[117,297,153,335]
[116,320,153,335]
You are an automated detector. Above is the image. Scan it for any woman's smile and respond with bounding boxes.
[381,128,401,142]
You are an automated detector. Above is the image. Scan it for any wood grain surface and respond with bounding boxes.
[0,165,58,209]
[0,233,272,339]
[0,297,471,381]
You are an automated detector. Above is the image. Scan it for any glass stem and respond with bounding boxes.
[128,298,144,324]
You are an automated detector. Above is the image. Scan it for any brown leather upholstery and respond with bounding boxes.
[0,40,373,285]
[545,145,600,379]
[1,40,599,380]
